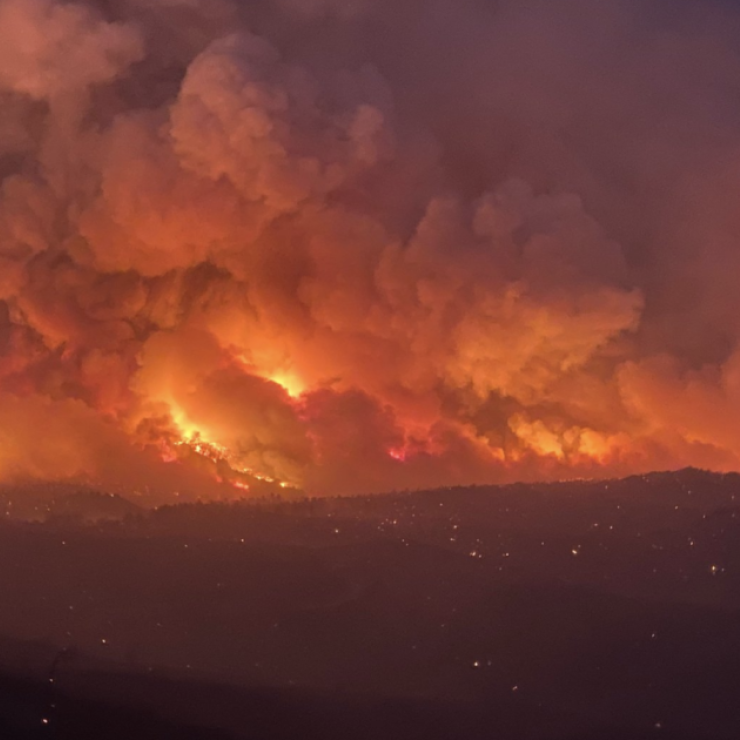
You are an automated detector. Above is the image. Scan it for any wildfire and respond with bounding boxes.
[233,354,307,399]
[161,419,292,494]
[265,370,306,399]
[0,0,736,499]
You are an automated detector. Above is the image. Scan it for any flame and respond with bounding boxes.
[265,369,306,399]
[1,0,738,498]
[233,353,307,399]
[158,405,292,493]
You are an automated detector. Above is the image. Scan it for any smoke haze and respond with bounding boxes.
[1,0,740,497]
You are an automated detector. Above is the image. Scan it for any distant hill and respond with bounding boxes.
[3,467,738,525]
[0,483,142,523]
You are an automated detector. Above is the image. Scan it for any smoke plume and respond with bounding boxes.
[1,0,740,497]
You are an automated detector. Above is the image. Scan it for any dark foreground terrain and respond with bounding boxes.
[1,468,739,738]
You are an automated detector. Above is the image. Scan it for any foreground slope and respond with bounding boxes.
[0,469,738,738]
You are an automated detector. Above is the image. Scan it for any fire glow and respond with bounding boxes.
[0,0,739,499]
[163,424,291,493]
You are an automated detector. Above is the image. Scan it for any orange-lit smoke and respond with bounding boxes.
[2,0,740,498]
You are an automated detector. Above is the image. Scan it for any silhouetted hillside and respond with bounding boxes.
[0,469,738,738]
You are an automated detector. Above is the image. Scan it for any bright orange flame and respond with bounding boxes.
[158,405,291,491]
[265,369,306,398]
[167,403,202,440]
[233,353,307,399]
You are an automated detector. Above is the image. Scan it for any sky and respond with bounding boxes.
[1,0,740,497]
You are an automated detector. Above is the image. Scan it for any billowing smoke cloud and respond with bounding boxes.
[1,0,739,497]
